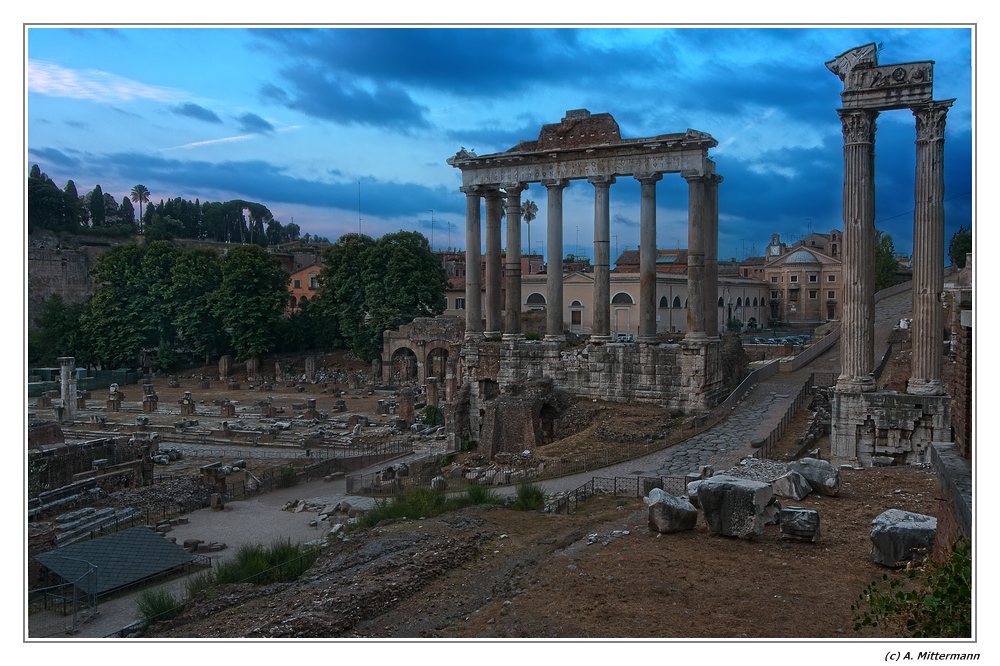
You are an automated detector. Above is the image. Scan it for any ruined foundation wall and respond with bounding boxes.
[830,391,951,467]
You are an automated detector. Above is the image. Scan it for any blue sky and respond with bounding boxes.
[26,26,973,261]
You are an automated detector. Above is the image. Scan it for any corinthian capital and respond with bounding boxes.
[913,99,955,143]
[838,108,879,145]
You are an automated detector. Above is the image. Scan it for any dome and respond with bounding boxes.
[784,248,821,264]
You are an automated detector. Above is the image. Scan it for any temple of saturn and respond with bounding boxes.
[826,44,954,466]
[445,109,726,445]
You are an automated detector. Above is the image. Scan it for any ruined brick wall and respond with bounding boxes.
[951,317,972,460]
[27,243,106,325]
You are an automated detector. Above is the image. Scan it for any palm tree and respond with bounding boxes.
[522,199,538,257]
[130,184,151,233]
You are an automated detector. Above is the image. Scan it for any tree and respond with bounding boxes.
[27,166,65,232]
[89,184,106,227]
[170,248,224,364]
[130,184,151,233]
[212,245,289,360]
[317,231,447,362]
[874,230,898,292]
[120,196,135,229]
[522,199,538,254]
[28,294,86,366]
[948,226,972,268]
[63,179,86,228]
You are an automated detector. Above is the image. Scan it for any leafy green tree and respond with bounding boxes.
[120,196,135,229]
[875,231,898,292]
[170,248,224,364]
[948,226,972,268]
[212,245,289,360]
[130,184,151,233]
[28,166,66,232]
[318,231,446,362]
[28,295,87,366]
[89,184,106,227]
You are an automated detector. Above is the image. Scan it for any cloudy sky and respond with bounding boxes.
[26,26,973,261]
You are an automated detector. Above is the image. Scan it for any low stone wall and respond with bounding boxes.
[930,441,972,563]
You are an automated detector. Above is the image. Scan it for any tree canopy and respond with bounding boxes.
[874,230,898,292]
[318,231,447,362]
[212,245,290,360]
[948,226,972,268]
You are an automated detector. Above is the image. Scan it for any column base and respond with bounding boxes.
[501,333,524,342]
[637,335,660,345]
[835,375,876,393]
[464,331,484,342]
[590,335,613,344]
[906,378,947,396]
[684,331,709,342]
[543,334,566,343]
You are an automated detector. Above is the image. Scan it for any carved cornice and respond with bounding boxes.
[838,109,879,145]
[913,99,955,143]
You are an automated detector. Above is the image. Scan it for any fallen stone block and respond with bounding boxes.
[771,470,813,501]
[645,488,698,534]
[788,457,842,496]
[779,506,821,542]
[870,509,936,567]
[696,475,774,539]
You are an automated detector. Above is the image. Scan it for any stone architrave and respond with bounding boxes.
[869,509,936,567]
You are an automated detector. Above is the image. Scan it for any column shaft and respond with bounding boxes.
[543,179,569,340]
[590,176,614,339]
[685,175,708,339]
[908,100,953,395]
[484,190,503,333]
[637,173,663,342]
[704,171,722,337]
[504,184,526,335]
[837,108,879,392]
[461,187,483,335]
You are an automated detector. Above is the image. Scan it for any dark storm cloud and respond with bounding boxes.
[237,112,275,134]
[173,102,223,124]
[28,147,80,169]
[95,151,463,220]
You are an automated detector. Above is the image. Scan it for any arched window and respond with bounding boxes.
[718,296,724,307]
[570,300,583,307]
[753,297,759,307]
[611,292,634,305]
[525,292,546,305]
[659,295,669,308]
[673,296,682,308]
[736,297,743,307]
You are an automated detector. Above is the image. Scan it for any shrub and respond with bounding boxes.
[852,539,971,637]
[200,540,320,587]
[277,466,298,488]
[135,588,182,627]
[524,331,543,341]
[421,404,444,427]
[464,482,501,506]
[352,486,448,530]
[510,482,545,511]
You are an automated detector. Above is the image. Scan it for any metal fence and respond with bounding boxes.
[546,474,688,514]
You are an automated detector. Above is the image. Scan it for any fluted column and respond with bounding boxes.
[461,186,483,336]
[504,184,526,336]
[836,108,879,392]
[484,189,503,334]
[636,173,663,342]
[684,174,708,340]
[704,172,722,337]
[543,179,569,341]
[589,176,615,340]
[907,100,953,396]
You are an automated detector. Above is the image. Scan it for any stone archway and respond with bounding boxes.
[390,347,418,384]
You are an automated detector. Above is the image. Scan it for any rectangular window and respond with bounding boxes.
[571,310,582,326]
[809,290,818,299]
[828,274,836,282]
[790,275,798,283]
[456,298,466,310]
[809,275,818,283]
[771,275,778,283]
[293,279,301,289]
[771,290,779,300]
[789,290,799,301]
[828,291,836,300]
[309,275,319,289]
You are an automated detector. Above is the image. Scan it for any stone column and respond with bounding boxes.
[836,108,879,393]
[504,184,526,337]
[57,357,77,422]
[589,175,615,340]
[907,100,953,396]
[426,376,439,408]
[484,189,503,334]
[461,186,483,336]
[636,173,663,342]
[704,172,723,337]
[543,179,569,341]
[684,174,708,340]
